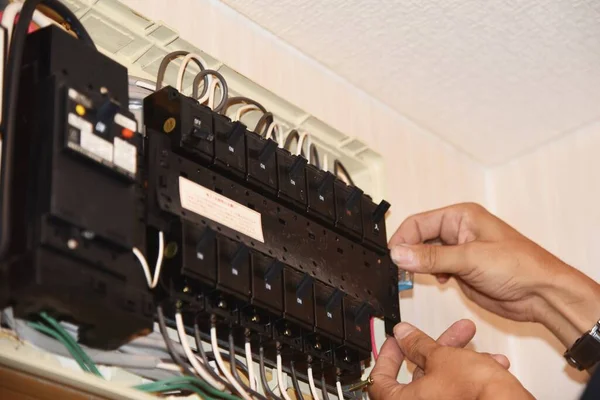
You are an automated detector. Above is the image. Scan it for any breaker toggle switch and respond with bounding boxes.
[264,259,284,284]
[189,117,213,141]
[372,200,391,225]
[227,121,245,149]
[345,187,363,213]
[288,156,307,182]
[317,172,335,200]
[296,274,313,301]
[95,98,121,136]
[258,139,278,165]
[354,301,371,326]
[196,229,216,261]
[231,243,250,273]
[325,288,344,315]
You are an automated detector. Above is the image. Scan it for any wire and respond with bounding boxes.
[310,143,321,169]
[276,353,294,400]
[283,130,299,152]
[322,153,329,172]
[194,321,230,388]
[333,160,355,186]
[321,375,330,400]
[38,312,103,378]
[307,366,321,400]
[156,50,205,91]
[211,324,253,400]
[370,317,378,361]
[336,379,344,400]
[259,347,281,400]
[229,334,268,400]
[157,305,196,376]
[176,52,210,93]
[192,69,229,112]
[0,0,96,259]
[296,132,309,159]
[1,2,59,43]
[28,321,90,373]
[255,112,273,136]
[265,122,283,145]
[245,341,257,391]
[224,97,267,115]
[175,312,226,390]
[289,361,303,400]
[132,231,164,289]
[38,0,95,47]
[235,104,261,122]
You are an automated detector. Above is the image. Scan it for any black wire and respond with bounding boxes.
[228,334,268,400]
[156,305,195,376]
[321,374,330,400]
[42,0,95,48]
[0,0,96,259]
[191,70,229,113]
[333,160,355,187]
[283,130,299,152]
[259,346,281,400]
[223,96,267,114]
[254,112,273,136]
[290,361,304,400]
[156,50,206,91]
[194,321,232,389]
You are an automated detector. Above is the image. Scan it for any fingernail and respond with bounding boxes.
[393,322,415,340]
[390,245,416,267]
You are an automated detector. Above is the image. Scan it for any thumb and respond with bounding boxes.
[390,243,478,275]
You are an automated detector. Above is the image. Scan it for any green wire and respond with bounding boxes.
[135,376,241,400]
[28,321,90,373]
[39,312,103,378]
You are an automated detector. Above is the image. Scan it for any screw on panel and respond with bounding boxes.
[175,300,183,309]
[217,299,227,309]
[283,328,291,337]
[81,231,95,240]
[314,342,322,350]
[67,239,78,250]
[100,87,108,94]
[163,117,177,133]
[251,315,260,323]
[164,242,179,259]
[182,286,190,293]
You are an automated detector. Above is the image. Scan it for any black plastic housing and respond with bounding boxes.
[0,26,153,349]
[144,87,399,380]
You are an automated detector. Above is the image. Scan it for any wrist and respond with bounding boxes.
[537,262,600,346]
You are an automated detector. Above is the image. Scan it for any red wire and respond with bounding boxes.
[370,317,378,360]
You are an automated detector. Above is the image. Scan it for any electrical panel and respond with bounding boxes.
[0,14,398,394]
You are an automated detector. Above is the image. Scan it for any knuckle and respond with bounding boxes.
[421,246,438,272]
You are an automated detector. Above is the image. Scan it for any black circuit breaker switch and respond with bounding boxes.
[143,86,214,163]
[277,149,307,209]
[307,166,335,223]
[251,254,284,314]
[283,267,315,328]
[246,131,277,193]
[363,196,390,250]
[335,180,364,238]
[181,224,217,287]
[214,117,246,178]
[217,237,251,300]
[343,298,372,353]
[314,283,344,340]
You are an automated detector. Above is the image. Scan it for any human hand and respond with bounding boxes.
[388,203,600,347]
[369,322,533,400]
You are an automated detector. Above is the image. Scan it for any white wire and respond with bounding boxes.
[244,341,257,391]
[205,78,222,110]
[277,353,294,400]
[1,3,60,44]
[156,362,182,372]
[296,132,310,158]
[265,122,283,142]
[175,313,226,390]
[235,104,260,121]
[211,326,253,400]
[176,52,210,93]
[132,231,164,289]
[322,153,329,172]
[336,380,344,400]
[308,366,321,400]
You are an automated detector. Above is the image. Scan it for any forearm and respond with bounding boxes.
[536,264,600,349]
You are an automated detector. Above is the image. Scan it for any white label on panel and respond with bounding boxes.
[114,113,137,132]
[68,113,93,133]
[80,130,113,162]
[113,137,137,174]
[179,176,265,243]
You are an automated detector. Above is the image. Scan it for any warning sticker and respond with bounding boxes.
[179,176,264,243]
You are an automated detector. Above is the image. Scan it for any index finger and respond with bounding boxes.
[369,337,405,400]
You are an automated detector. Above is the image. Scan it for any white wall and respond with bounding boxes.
[489,121,600,399]
[120,1,590,397]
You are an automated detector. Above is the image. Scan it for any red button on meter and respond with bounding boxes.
[121,128,134,139]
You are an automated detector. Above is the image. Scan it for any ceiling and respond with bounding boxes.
[219,0,600,165]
